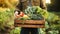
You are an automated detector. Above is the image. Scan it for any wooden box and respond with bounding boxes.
[14,19,45,28]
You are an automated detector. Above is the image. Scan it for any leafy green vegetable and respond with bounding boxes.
[0,8,14,30]
[24,6,44,20]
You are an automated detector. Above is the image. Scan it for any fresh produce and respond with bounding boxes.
[10,27,20,34]
[15,11,30,20]
[23,15,30,20]
[16,6,49,20]
[0,0,19,34]
[0,8,14,30]
[47,12,59,23]
[24,6,44,20]
[19,12,25,17]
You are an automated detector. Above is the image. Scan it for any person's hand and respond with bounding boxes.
[14,11,20,18]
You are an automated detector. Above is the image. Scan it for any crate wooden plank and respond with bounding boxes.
[14,24,45,28]
[14,19,45,28]
[14,20,45,25]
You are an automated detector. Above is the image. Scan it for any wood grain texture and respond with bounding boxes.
[14,20,45,28]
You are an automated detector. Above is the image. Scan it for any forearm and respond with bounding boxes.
[40,0,47,10]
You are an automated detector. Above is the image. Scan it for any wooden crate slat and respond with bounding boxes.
[14,24,45,28]
[14,20,45,25]
[14,20,45,28]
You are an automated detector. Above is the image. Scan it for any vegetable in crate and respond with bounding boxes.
[30,14,44,20]
[24,6,44,20]
[19,12,25,17]
[15,11,31,20]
